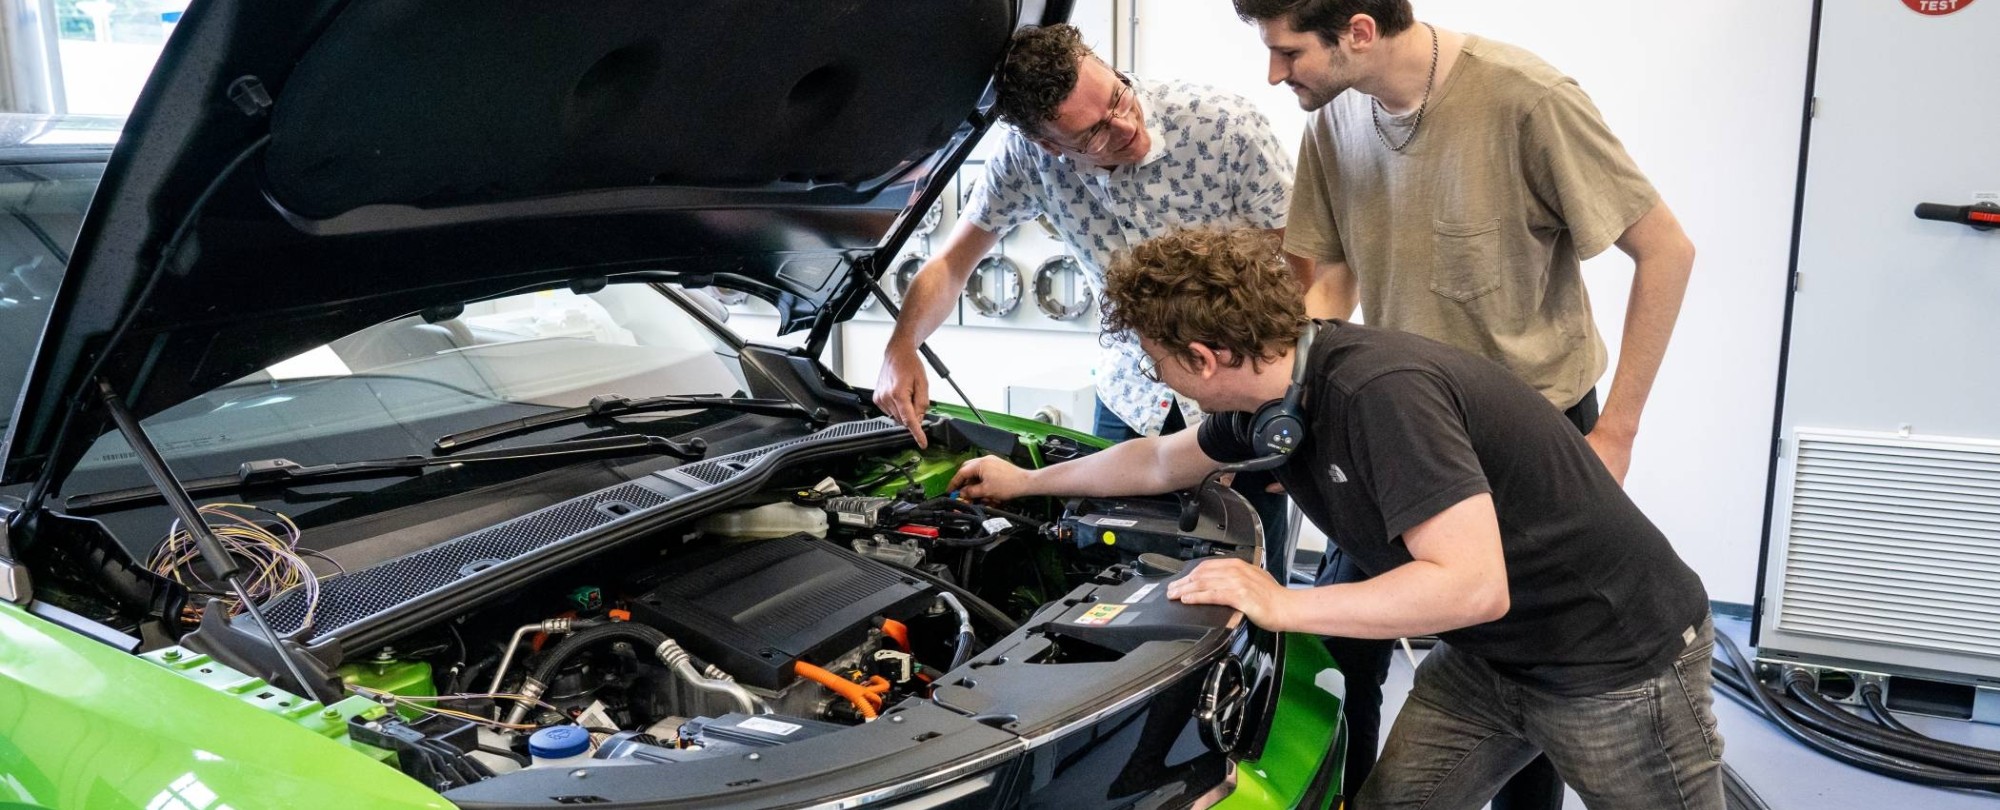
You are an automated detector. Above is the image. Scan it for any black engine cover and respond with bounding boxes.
[627,534,929,690]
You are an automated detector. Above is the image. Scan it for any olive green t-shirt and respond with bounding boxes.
[1284,35,1659,410]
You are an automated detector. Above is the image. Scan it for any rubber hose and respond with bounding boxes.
[1861,684,1919,735]
[505,622,672,724]
[1714,630,2000,790]
[526,622,670,688]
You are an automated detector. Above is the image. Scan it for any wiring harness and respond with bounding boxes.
[147,502,338,635]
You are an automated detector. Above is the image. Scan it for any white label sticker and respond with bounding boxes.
[738,717,803,736]
[981,517,1012,534]
[1973,191,1999,202]
[1097,518,1138,528]
[1126,583,1160,603]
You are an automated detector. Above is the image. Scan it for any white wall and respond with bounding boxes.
[833,1,1817,603]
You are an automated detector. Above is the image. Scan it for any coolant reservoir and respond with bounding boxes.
[698,501,828,539]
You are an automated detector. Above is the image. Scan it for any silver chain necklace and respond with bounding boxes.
[1370,22,1439,152]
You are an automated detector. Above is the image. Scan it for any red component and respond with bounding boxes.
[894,524,941,538]
[1970,211,2000,224]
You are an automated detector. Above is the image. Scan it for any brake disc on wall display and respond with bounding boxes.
[1033,255,1093,321]
[916,200,943,239]
[965,254,1023,318]
[892,254,927,304]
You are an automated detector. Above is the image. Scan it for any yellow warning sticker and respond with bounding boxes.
[1074,603,1127,626]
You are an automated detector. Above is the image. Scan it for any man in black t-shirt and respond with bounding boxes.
[949,229,1721,809]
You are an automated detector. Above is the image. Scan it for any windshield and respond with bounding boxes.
[65,284,751,495]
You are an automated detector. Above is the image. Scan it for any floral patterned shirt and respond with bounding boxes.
[963,78,1294,435]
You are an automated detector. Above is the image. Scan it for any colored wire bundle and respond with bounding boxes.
[346,685,569,732]
[147,502,337,635]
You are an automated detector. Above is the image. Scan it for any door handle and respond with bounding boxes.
[1914,201,2000,232]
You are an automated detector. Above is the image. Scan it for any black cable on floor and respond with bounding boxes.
[1721,762,1772,810]
[1710,628,2000,792]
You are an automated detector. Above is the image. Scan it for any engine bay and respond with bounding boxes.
[149,420,1268,794]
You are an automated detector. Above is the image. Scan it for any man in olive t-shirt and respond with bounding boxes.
[1240,0,1697,484]
[1233,2,1698,806]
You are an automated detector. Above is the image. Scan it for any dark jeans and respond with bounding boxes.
[1356,619,1723,809]
[1321,388,1600,808]
[1090,399,1292,554]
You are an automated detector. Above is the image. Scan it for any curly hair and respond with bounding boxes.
[994,24,1094,130]
[1232,0,1416,42]
[1102,229,1309,374]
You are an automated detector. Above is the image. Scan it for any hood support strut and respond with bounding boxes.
[93,377,320,696]
[808,109,1003,426]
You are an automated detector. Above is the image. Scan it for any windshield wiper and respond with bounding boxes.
[432,393,826,454]
[65,434,705,513]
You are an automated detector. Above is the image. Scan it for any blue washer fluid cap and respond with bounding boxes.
[529,725,591,759]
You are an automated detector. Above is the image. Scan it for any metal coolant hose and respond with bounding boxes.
[655,637,766,716]
[937,592,976,671]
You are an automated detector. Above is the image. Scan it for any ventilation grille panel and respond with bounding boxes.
[264,482,667,638]
[267,418,899,640]
[1777,430,2000,659]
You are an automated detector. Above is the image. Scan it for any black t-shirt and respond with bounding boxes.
[1199,321,1708,696]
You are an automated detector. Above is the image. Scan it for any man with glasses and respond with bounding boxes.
[874,23,1299,538]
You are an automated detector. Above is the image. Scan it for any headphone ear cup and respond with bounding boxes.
[1251,406,1305,456]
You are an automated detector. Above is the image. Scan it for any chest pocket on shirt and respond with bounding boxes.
[1430,218,1504,302]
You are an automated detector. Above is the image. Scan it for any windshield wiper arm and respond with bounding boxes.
[65,434,705,513]
[432,393,826,454]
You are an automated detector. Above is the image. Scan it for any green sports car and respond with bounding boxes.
[0,2,1343,808]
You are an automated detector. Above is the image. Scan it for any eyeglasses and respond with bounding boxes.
[1138,351,1164,383]
[1048,74,1138,156]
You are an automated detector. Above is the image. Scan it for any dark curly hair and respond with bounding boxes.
[1102,229,1308,374]
[1232,0,1416,42]
[994,24,1094,131]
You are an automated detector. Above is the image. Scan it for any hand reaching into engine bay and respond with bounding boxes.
[1166,557,1292,631]
[949,456,1031,502]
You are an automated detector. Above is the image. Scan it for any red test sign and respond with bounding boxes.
[1904,0,1976,15]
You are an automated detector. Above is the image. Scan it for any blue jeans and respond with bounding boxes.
[1356,618,1723,809]
[1090,399,1293,554]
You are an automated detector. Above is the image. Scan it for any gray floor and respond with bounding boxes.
[1371,615,2000,809]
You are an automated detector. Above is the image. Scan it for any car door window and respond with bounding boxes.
[0,161,104,435]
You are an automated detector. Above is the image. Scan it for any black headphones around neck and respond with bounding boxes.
[1219,321,1319,473]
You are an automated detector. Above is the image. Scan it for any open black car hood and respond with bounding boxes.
[4,0,1056,487]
